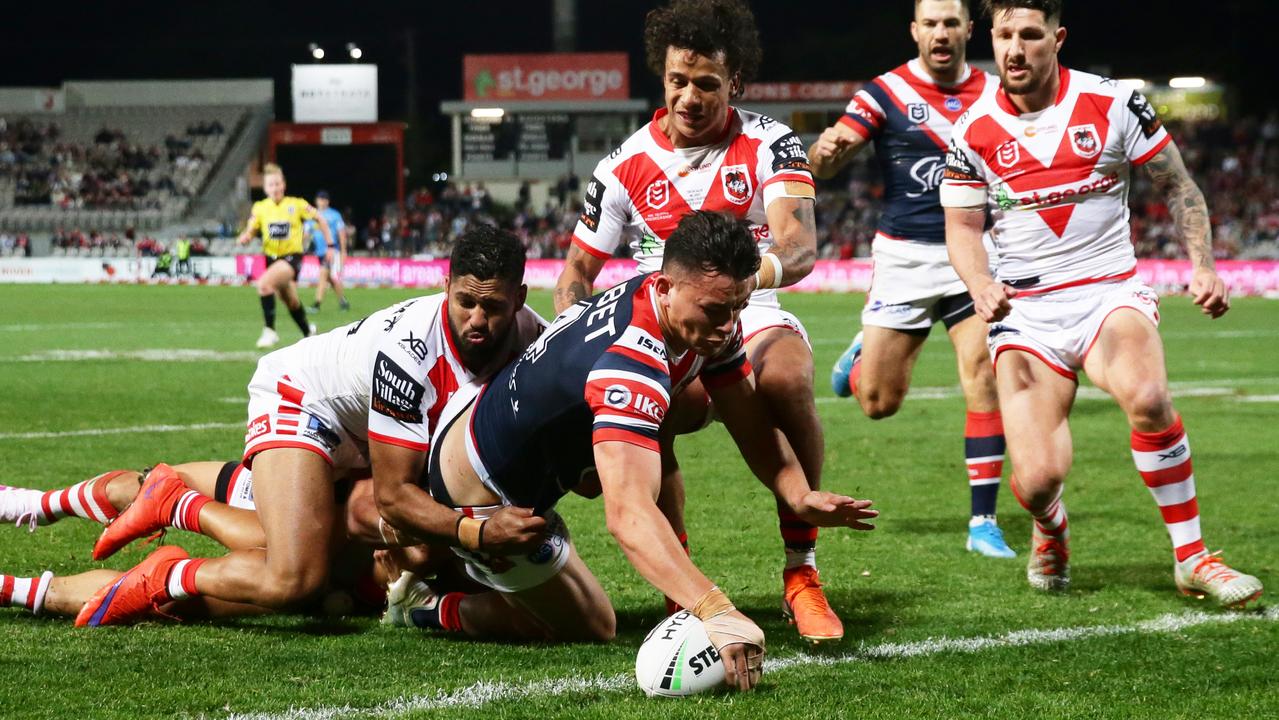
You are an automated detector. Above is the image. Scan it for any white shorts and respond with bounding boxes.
[989,277,1161,382]
[862,236,973,332]
[449,505,573,593]
[739,303,810,348]
[323,253,343,279]
[243,361,369,472]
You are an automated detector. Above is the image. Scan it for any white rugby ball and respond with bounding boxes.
[635,610,725,697]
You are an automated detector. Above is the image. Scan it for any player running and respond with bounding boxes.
[382,211,877,691]
[73,226,549,627]
[941,0,1262,605]
[552,0,844,643]
[237,163,331,349]
[812,0,1014,559]
[308,190,351,314]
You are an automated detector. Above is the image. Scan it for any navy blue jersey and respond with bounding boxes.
[464,274,751,514]
[840,60,994,244]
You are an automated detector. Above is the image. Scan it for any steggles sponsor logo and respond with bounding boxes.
[1009,172,1120,209]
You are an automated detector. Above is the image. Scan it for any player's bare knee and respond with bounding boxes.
[1122,382,1174,429]
[260,565,327,607]
[860,388,904,419]
[1013,464,1068,507]
[566,607,616,643]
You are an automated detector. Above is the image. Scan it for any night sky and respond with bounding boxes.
[1,0,1270,174]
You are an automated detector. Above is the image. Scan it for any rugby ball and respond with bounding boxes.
[635,611,725,697]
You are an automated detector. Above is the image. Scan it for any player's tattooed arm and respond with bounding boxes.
[1143,141,1230,318]
[763,196,818,286]
[553,244,606,314]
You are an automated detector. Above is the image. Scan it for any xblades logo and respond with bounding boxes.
[1157,445,1188,462]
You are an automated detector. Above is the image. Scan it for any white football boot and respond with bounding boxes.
[381,570,440,628]
[1026,525,1070,592]
[255,327,279,349]
[1175,551,1263,608]
[0,486,44,530]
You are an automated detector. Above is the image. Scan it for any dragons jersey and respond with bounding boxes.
[940,67,1171,293]
[841,60,996,244]
[249,196,317,258]
[260,293,546,455]
[572,107,815,309]
[465,274,752,514]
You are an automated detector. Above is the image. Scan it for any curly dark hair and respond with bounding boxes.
[449,223,525,284]
[662,210,760,281]
[643,0,762,96]
[981,0,1062,22]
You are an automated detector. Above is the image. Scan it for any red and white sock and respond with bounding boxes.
[779,509,818,570]
[38,471,127,525]
[164,558,206,601]
[170,490,210,533]
[1132,415,1205,562]
[0,571,54,615]
[1013,478,1069,541]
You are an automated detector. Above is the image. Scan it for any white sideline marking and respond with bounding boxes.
[0,421,241,441]
[13,349,259,362]
[226,608,1278,720]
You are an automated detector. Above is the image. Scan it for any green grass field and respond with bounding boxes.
[0,283,1275,719]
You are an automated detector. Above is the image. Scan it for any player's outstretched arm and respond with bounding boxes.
[595,440,764,691]
[237,212,260,245]
[370,440,546,554]
[709,375,877,530]
[807,122,869,179]
[760,195,818,288]
[945,206,1015,322]
[1142,141,1229,318]
[553,243,607,314]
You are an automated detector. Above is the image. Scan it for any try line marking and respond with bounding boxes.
[226,607,1278,720]
[0,421,241,441]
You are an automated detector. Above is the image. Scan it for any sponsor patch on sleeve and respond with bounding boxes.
[1126,91,1163,139]
[579,174,605,232]
[769,132,812,174]
[943,142,981,182]
[371,351,426,423]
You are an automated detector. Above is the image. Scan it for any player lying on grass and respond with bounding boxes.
[68,226,549,627]
[0,462,391,619]
[380,211,878,692]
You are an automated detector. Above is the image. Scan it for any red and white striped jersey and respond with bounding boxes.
[941,67,1171,293]
[572,107,815,309]
[262,293,546,454]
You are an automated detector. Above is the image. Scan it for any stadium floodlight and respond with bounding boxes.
[347,43,363,60]
[470,108,505,119]
[1117,78,1147,90]
[309,43,325,61]
[1169,76,1206,89]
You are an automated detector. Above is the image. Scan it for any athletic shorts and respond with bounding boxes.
[242,360,369,472]
[988,277,1161,382]
[739,304,810,348]
[862,235,975,333]
[266,253,304,280]
[322,253,343,279]
[447,504,573,593]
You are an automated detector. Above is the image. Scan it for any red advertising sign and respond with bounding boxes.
[464,53,630,102]
[741,82,863,102]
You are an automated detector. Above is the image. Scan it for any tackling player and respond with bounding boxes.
[381,211,877,691]
[552,0,843,643]
[73,226,550,626]
[941,0,1262,605]
[308,190,351,314]
[813,0,1014,559]
[238,163,330,349]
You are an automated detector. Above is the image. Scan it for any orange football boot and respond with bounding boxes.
[92,463,185,560]
[75,545,189,627]
[782,565,844,643]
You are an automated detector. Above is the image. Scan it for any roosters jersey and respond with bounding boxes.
[841,60,996,244]
[261,293,546,455]
[249,196,316,258]
[572,107,815,309]
[940,67,1171,292]
[466,274,752,513]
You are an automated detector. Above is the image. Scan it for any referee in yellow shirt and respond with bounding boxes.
[237,163,333,348]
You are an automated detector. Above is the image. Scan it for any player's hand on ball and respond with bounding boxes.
[974,280,1017,322]
[480,506,548,555]
[794,491,878,530]
[704,610,765,691]
[1190,267,1230,319]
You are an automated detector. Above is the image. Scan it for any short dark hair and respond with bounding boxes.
[981,0,1062,22]
[644,0,762,96]
[449,224,525,284]
[916,0,971,15]
[662,211,759,281]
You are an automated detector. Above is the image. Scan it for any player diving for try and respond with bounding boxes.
[381,211,878,692]
[553,0,845,642]
[812,0,1015,559]
[941,0,1262,605]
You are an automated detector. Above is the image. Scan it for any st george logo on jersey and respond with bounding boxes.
[1068,124,1101,158]
[646,179,670,210]
[720,164,752,205]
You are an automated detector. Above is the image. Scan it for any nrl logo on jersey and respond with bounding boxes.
[1068,124,1102,158]
[908,102,930,123]
[996,140,1021,169]
[720,164,752,205]
[646,179,670,209]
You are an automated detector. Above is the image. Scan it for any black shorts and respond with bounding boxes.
[265,253,304,280]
